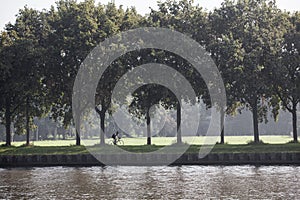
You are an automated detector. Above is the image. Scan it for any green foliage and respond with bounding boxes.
[0,0,299,146]
[265,12,300,142]
[208,0,290,142]
[0,8,51,145]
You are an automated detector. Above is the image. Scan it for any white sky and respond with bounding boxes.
[0,0,299,29]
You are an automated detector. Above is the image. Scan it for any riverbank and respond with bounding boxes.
[1,135,296,147]
[1,143,300,155]
[0,152,299,167]
[0,144,299,167]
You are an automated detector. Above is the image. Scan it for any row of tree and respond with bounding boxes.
[0,0,299,146]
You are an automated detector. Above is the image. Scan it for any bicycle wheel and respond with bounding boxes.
[109,140,115,145]
[118,139,124,145]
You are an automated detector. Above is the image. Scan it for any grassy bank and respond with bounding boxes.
[0,135,297,147]
[0,136,299,156]
[0,143,299,155]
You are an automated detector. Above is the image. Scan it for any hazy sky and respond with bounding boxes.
[0,0,299,29]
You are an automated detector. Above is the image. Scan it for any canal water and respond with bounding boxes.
[0,166,299,199]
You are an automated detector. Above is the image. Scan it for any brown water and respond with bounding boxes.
[0,166,299,199]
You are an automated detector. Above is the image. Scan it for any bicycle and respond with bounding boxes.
[110,137,124,145]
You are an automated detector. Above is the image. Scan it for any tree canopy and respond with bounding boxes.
[0,0,299,146]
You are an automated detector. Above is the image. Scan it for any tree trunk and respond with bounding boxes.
[95,106,106,145]
[100,111,105,145]
[177,102,182,144]
[62,130,66,140]
[36,126,39,141]
[252,96,259,143]
[5,98,11,146]
[292,103,298,143]
[147,109,151,145]
[75,115,81,145]
[25,97,30,146]
[54,127,57,140]
[76,130,81,145]
[220,107,225,144]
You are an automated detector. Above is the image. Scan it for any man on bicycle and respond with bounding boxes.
[112,131,119,145]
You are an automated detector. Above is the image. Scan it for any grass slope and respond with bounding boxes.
[0,143,299,155]
[0,136,299,155]
[0,135,296,147]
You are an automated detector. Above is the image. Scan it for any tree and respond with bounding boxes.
[267,12,300,142]
[1,7,51,146]
[0,36,45,145]
[207,10,245,144]
[139,0,209,143]
[209,0,287,143]
[46,0,111,145]
[94,5,143,145]
[0,32,15,146]
[129,84,178,145]
[46,0,143,145]
[45,0,104,145]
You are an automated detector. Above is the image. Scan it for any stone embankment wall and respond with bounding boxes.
[0,153,299,167]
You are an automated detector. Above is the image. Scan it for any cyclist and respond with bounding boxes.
[112,131,119,145]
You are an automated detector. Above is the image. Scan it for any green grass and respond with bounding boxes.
[0,139,76,147]
[84,135,298,146]
[0,145,87,155]
[0,136,299,155]
[1,135,294,147]
[0,140,299,156]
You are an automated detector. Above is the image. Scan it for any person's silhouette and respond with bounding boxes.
[112,131,119,145]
